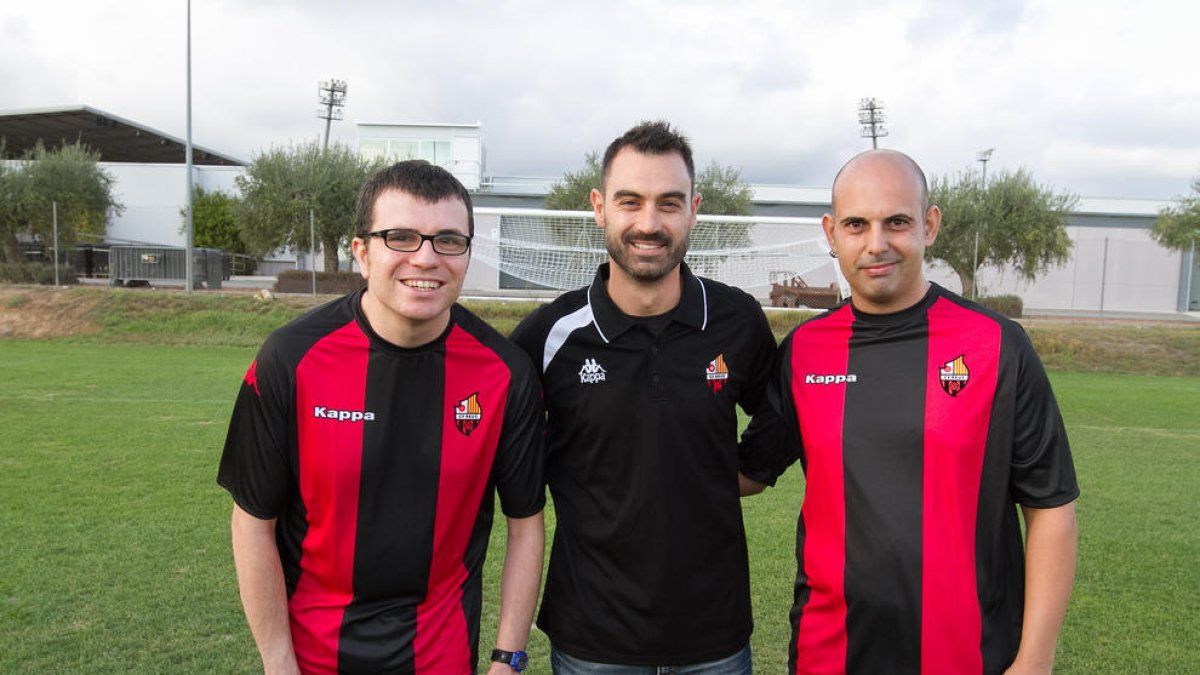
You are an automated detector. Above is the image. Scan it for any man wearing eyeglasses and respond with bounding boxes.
[219,160,545,674]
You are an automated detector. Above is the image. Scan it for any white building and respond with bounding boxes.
[964,198,1197,314]
[356,121,484,190]
[0,105,244,248]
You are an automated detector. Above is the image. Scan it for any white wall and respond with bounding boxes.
[104,163,243,246]
[926,225,1183,313]
[450,135,483,191]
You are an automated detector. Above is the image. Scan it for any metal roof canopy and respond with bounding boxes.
[0,105,244,166]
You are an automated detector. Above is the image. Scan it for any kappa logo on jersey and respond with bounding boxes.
[312,406,376,422]
[454,392,483,436]
[804,372,859,385]
[939,354,970,397]
[243,359,260,395]
[706,354,730,393]
[579,358,607,384]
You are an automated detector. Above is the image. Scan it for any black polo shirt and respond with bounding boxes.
[511,262,776,664]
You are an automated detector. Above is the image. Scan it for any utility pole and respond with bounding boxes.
[317,79,348,151]
[972,148,995,300]
[858,98,888,149]
[185,0,195,293]
[1188,237,1197,311]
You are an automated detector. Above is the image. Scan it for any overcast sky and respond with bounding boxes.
[2,0,1197,201]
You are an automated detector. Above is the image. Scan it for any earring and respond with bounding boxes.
[828,250,838,259]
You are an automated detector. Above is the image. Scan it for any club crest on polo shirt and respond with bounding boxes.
[454,392,483,436]
[706,354,729,393]
[939,354,970,397]
[578,358,606,384]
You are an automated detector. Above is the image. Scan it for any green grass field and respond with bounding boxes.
[1,338,1196,672]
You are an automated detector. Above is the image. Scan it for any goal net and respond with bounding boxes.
[471,208,840,295]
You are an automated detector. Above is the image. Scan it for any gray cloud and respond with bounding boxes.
[1,0,1196,201]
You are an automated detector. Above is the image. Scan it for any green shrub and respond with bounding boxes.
[0,262,77,285]
[980,294,1023,318]
[273,270,365,295]
[764,308,818,337]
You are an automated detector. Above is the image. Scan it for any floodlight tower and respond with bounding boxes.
[317,79,348,151]
[858,98,888,149]
[977,148,994,185]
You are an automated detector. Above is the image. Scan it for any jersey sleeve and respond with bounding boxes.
[509,307,547,372]
[491,353,546,519]
[1008,326,1079,507]
[735,296,780,417]
[216,337,295,519]
[738,332,804,487]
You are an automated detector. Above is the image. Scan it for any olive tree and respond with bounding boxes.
[930,168,1076,298]
[1150,176,1200,253]
[0,141,120,264]
[235,142,381,272]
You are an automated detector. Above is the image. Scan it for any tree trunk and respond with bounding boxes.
[1,231,24,266]
[322,235,340,273]
[954,266,976,299]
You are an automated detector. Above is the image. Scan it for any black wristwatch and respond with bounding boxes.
[490,649,528,672]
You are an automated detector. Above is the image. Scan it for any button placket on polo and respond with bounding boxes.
[648,334,667,402]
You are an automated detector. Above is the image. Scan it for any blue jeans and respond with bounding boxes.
[550,644,752,675]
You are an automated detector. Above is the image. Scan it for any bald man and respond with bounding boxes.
[740,150,1079,675]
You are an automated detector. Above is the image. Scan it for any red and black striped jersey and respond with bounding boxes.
[741,284,1078,675]
[218,290,545,674]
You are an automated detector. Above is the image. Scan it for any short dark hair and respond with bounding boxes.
[600,120,695,192]
[354,160,474,238]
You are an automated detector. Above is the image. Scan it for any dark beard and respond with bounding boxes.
[606,231,689,283]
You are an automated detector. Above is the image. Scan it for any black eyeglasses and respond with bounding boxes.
[365,229,472,256]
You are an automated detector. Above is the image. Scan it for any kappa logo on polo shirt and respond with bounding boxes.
[706,354,729,393]
[804,372,859,385]
[312,406,376,422]
[578,358,606,384]
[454,392,483,436]
[939,354,970,397]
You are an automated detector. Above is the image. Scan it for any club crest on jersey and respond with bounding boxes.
[579,358,606,384]
[706,354,730,393]
[454,392,483,436]
[244,359,260,396]
[939,355,970,397]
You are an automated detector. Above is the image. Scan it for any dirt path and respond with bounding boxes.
[0,287,104,338]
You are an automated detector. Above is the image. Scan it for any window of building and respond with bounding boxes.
[358,138,454,167]
[359,139,388,161]
[426,140,451,166]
